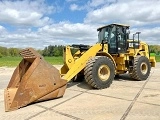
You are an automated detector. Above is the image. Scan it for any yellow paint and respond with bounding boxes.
[60,39,156,82]
[61,43,103,81]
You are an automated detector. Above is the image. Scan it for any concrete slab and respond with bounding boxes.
[0,67,15,75]
[67,81,92,92]
[125,102,160,120]
[53,93,131,120]
[36,89,82,108]
[113,78,145,88]
[137,88,160,106]
[150,72,160,77]
[30,110,74,120]
[149,77,160,82]
[0,89,4,101]
[145,81,160,90]
[88,85,141,101]
[0,75,11,89]
[0,102,45,120]
[0,63,160,120]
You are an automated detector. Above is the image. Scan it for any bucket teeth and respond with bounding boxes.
[19,48,41,58]
[4,48,67,112]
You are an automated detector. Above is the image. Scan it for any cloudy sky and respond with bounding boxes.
[0,0,160,49]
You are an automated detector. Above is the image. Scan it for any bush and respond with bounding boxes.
[0,53,2,58]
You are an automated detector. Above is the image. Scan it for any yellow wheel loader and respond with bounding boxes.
[4,23,156,111]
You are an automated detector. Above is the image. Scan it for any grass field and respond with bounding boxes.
[0,56,159,67]
[0,56,63,67]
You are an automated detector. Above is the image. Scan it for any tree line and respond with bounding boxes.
[0,45,65,57]
[42,45,64,57]
[0,46,21,57]
[149,45,160,55]
[0,45,160,58]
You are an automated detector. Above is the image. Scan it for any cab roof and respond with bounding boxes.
[97,23,130,31]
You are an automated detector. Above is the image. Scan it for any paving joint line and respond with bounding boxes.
[53,109,83,120]
[146,81,160,82]
[120,71,154,120]
[68,88,134,102]
[68,85,142,102]
[51,92,85,108]
[26,91,86,120]
[115,84,160,91]
[86,91,132,102]
[25,109,47,120]
[137,101,160,107]
[143,87,160,91]
[113,84,144,89]
[67,88,89,93]
[35,105,83,120]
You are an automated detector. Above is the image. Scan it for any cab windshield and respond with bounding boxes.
[98,26,116,47]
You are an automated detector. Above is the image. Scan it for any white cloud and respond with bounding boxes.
[0,22,160,49]
[0,0,54,27]
[130,27,160,45]
[69,0,117,11]
[38,22,98,44]
[0,22,98,49]
[84,0,160,26]
[0,0,160,49]
[88,0,115,7]
[0,30,66,49]
[89,0,106,7]
[66,0,78,2]
[70,4,79,11]
[70,4,86,11]
[0,25,6,33]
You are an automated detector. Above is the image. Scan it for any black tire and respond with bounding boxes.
[84,56,115,89]
[72,73,84,82]
[130,56,151,80]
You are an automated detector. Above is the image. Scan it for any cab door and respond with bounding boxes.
[117,27,127,53]
[108,26,117,53]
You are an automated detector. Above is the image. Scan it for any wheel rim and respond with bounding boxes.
[140,62,148,75]
[98,65,110,81]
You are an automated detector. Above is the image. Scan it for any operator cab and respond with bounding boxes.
[97,23,130,54]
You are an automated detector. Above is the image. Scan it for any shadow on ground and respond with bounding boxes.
[66,73,139,90]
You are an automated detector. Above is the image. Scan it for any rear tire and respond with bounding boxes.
[84,56,115,89]
[130,56,151,80]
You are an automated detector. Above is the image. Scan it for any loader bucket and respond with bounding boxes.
[4,48,67,112]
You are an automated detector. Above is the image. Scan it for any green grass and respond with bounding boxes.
[150,53,156,56]
[44,56,63,65]
[0,56,21,67]
[0,55,160,67]
[150,53,160,62]
[0,56,63,67]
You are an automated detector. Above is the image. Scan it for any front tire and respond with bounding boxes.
[130,56,151,80]
[84,56,115,89]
